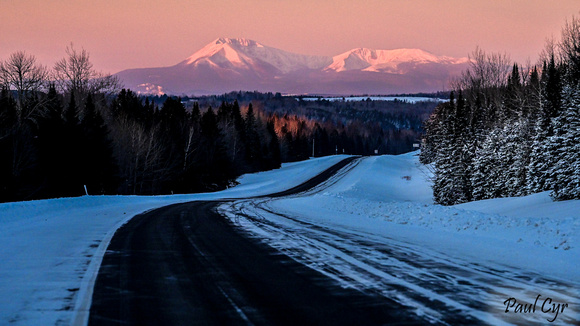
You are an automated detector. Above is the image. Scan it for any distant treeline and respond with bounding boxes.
[143,90,450,106]
[0,46,437,202]
[163,91,437,153]
[421,17,580,204]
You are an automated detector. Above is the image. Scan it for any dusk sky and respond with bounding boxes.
[1,0,578,73]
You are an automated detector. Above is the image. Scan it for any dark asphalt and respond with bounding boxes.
[88,157,426,325]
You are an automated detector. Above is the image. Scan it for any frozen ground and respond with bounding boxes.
[0,155,348,326]
[219,153,579,325]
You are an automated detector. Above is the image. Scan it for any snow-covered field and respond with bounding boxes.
[1,152,578,325]
[0,155,348,326]
[219,153,579,325]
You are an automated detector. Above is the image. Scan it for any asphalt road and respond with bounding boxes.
[88,158,426,325]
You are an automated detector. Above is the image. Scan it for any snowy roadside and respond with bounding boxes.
[220,152,579,325]
[0,155,349,326]
[264,153,579,281]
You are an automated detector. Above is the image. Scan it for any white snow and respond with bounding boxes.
[183,37,331,73]
[0,155,348,326]
[262,154,578,260]
[325,48,469,73]
[2,151,579,325]
[219,153,580,325]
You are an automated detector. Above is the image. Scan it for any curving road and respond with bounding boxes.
[88,158,426,325]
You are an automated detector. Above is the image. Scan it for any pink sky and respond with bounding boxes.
[1,0,578,73]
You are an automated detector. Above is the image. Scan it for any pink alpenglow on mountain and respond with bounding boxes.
[115,38,469,96]
[326,48,468,73]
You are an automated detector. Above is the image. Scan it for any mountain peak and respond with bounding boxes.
[214,37,263,48]
[181,37,330,74]
[183,37,266,66]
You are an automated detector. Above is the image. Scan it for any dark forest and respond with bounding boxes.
[0,47,436,202]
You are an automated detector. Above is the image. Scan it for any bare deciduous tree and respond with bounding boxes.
[451,47,512,123]
[0,51,48,188]
[559,15,580,78]
[112,116,164,194]
[0,51,48,118]
[453,46,511,91]
[53,43,121,99]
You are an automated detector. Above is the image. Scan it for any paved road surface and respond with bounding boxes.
[89,158,427,325]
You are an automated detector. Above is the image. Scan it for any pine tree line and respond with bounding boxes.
[0,83,396,202]
[0,83,284,200]
[421,17,580,204]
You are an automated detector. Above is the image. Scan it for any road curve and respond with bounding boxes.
[88,157,425,325]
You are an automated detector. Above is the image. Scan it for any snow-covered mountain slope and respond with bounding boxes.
[325,47,469,73]
[115,38,469,95]
[181,38,331,74]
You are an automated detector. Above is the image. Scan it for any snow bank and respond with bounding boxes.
[268,152,580,282]
[0,155,348,326]
[256,152,579,324]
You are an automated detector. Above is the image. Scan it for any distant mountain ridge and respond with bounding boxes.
[326,48,468,73]
[181,38,332,74]
[115,37,469,96]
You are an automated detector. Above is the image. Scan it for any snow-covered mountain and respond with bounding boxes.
[180,38,331,74]
[115,38,469,95]
[325,48,469,73]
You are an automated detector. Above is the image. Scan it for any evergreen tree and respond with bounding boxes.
[216,101,232,122]
[504,63,523,122]
[0,87,17,128]
[199,107,232,189]
[61,93,84,195]
[230,100,246,168]
[497,122,530,197]
[471,128,503,200]
[244,103,262,170]
[545,56,563,128]
[432,101,470,205]
[79,93,116,194]
[158,97,189,191]
[65,93,79,127]
[0,88,18,201]
[527,120,551,193]
[431,91,476,205]
[551,81,580,200]
[419,105,444,164]
[35,84,67,197]
[527,57,564,193]
[111,89,144,121]
[264,119,281,170]
[232,100,244,135]
[185,103,201,166]
[525,66,541,120]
